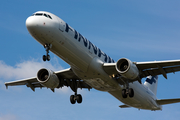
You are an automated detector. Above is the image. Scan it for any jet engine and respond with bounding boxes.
[115,58,139,80]
[37,68,59,89]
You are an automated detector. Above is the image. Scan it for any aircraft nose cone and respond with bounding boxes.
[26,16,39,31]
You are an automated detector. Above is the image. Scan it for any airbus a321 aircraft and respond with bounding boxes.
[5,11,180,111]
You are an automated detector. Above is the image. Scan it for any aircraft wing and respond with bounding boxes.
[5,68,92,91]
[103,59,180,79]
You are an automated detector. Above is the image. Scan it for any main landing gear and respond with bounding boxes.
[70,93,82,104]
[43,44,52,61]
[122,83,134,98]
[69,80,83,104]
[122,88,134,98]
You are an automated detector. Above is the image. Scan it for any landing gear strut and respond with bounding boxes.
[43,44,52,61]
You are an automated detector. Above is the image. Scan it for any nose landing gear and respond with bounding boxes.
[43,44,52,61]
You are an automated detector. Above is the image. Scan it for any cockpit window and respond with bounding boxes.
[36,13,43,16]
[32,13,52,19]
[48,15,52,19]
[44,14,48,17]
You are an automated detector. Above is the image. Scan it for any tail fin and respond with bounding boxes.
[144,75,158,95]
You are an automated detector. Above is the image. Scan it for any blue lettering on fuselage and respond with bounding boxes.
[65,23,115,63]
[78,33,88,47]
[65,23,70,32]
[98,49,108,62]
[74,30,78,39]
[88,41,98,55]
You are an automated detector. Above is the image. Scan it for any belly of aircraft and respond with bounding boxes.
[83,78,117,91]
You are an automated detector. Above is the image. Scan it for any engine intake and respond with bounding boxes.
[37,68,59,89]
[116,58,139,80]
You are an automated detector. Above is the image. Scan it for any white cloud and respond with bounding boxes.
[0,58,72,93]
[56,86,73,95]
[55,86,87,95]
[0,114,19,120]
[0,58,63,80]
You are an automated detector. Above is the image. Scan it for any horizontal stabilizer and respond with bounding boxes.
[119,105,130,108]
[156,98,180,105]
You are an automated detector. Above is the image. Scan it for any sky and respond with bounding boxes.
[1,0,180,120]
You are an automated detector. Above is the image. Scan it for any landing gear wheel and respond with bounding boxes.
[129,88,134,98]
[43,55,47,61]
[47,55,50,61]
[70,95,76,104]
[70,94,83,104]
[122,89,127,98]
[42,55,50,61]
[76,94,82,104]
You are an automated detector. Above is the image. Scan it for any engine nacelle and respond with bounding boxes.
[37,68,59,89]
[115,58,139,80]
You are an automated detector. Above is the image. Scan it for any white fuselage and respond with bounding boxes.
[26,11,162,110]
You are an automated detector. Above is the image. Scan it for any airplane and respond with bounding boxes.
[4,11,180,111]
